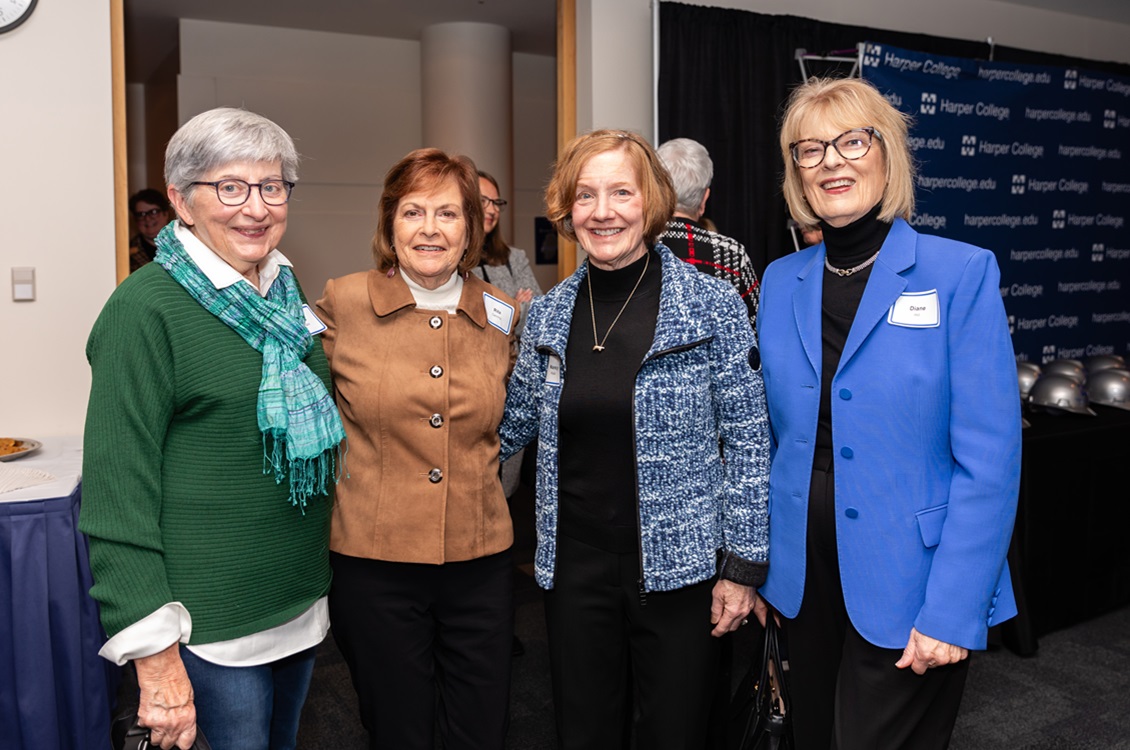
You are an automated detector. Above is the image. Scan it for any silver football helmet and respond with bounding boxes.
[1028,374,1096,416]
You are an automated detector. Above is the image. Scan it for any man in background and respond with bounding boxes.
[657,138,760,326]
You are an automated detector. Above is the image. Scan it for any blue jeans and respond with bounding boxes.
[180,646,317,750]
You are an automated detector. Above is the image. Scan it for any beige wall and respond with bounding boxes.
[175,19,558,298]
[0,0,116,436]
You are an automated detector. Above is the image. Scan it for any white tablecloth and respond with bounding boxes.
[0,435,82,503]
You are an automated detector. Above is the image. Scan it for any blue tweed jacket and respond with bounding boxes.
[499,244,771,592]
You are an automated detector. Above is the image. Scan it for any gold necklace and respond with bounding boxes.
[587,252,650,352]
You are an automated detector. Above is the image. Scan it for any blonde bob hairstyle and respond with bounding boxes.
[779,77,915,228]
[545,129,675,249]
[372,148,485,275]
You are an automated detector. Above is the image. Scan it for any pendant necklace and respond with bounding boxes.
[824,250,879,277]
[587,252,650,352]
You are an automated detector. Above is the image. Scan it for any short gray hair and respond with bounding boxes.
[657,138,713,215]
[164,108,299,198]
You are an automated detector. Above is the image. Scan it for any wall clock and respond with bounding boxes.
[0,0,37,35]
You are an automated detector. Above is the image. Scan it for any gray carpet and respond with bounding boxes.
[295,595,1130,749]
[295,482,1130,748]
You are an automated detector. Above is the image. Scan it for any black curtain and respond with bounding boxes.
[658,2,1130,274]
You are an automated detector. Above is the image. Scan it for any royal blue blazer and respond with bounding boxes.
[757,219,1021,650]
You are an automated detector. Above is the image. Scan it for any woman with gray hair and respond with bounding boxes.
[81,107,344,750]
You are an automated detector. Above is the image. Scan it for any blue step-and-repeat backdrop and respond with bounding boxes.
[862,43,1130,364]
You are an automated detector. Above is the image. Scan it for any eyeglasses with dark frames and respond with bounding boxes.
[133,207,167,219]
[191,179,295,206]
[789,127,881,169]
[481,196,508,211]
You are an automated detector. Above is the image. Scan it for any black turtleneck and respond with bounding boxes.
[558,248,662,553]
[816,204,891,453]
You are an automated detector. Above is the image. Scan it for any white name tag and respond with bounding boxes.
[888,290,940,328]
[302,304,327,335]
[483,293,515,335]
[546,354,562,386]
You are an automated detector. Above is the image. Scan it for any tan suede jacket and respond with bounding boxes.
[316,269,517,564]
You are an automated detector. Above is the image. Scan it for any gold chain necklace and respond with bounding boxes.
[587,252,650,352]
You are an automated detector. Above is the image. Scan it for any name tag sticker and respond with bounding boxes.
[302,304,328,335]
[483,293,515,335]
[546,355,562,386]
[888,290,940,328]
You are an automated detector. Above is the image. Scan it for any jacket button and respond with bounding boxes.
[839,388,852,400]
[840,446,854,459]
[845,507,859,519]
[429,315,443,329]
[429,413,444,428]
[430,365,444,378]
[428,468,443,483]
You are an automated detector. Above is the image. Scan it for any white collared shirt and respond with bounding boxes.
[174,220,292,298]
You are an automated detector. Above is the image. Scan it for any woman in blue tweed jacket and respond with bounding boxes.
[499,129,771,750]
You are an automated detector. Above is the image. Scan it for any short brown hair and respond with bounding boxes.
[373,148,485,274]
[545,129,675,248]
[779,77,915,227]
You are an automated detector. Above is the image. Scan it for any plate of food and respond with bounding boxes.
[0,437,42,462]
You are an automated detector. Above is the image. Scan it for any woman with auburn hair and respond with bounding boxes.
[317,148,519,749]
[756,77,1021,749]
[499,129,771,749]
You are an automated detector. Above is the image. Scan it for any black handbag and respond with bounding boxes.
[113,710,212,750]
[728,616,794,750]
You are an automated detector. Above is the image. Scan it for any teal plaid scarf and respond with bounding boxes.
[155,223,345,511]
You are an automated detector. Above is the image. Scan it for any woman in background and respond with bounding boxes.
[317,148,518,750]
[472,170,543,334]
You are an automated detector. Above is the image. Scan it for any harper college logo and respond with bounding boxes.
[1011,175,1026,194]
[1008,315,1016,335]
[863,44,881,67]
[1041,345,1057,364]
[961,135,977,156]
[1105,110,1117,129]
[920,92,937,115]
[1064,70,1078,90]
[1051,209,1066,229]
[1093,243,1105,262]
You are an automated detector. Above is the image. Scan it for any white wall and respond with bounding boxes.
[176,19,558,298]
[0,0,116,436]
[576,0,1130,139]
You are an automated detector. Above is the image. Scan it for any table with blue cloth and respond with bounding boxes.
[0,436,117,749]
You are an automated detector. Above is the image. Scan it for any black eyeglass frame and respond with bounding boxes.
[788,127,882,169]
[480,196,508,210]
[191,179,296,206]
[133,207,168,219]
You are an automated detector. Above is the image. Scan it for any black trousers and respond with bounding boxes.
[544,533,720,750]
[328,550,514,750]
[784,456,969,750]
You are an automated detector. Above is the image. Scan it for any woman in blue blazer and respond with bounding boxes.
[756,78,1021,749]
